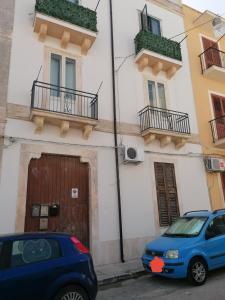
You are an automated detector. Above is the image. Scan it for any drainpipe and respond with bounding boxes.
[109,0,125,263]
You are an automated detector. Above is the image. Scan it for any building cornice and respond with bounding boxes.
[148,0,183,17]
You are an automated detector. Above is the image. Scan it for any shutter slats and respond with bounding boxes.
[154,162,180,227]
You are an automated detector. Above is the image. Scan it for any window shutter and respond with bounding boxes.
[154,163,180,227]
[202,37,222,68]
[141,5,148,31]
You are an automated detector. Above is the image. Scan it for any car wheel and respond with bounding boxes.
[54,285,88,300]
[187,257,207,286]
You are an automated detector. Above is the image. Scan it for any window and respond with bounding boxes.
[154,162,180,227]
[206,216,225,238]
[49,53,76,112]
[50,54,61,96]
[164,217,207,237]
[147,16,161,36]
[11,239,61,267]
[148,80,166,108]
[65,58,76,90]
[50,53,76,90]
[0,242,3,257]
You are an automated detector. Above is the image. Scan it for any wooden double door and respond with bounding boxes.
[25,154,90,247]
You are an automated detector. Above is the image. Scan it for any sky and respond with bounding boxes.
[182,0,225,15]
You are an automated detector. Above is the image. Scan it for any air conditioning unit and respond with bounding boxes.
[204,157,225,172]
[123,146,144,163]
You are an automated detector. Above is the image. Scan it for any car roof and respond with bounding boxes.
[184,210,225,218]
[0,232,71,241]
[184,211,211,217]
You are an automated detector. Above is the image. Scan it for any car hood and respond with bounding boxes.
[146,235,198,252]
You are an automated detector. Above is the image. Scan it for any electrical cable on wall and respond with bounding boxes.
[2,135,225,159]
[169,12,225,40]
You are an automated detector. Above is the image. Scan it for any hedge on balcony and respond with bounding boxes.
[35,0,97,32]
[135,30,182,61]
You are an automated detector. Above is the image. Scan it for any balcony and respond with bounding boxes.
[30,81,98,139]
[210,116,225,148]
[134,31,182,78]
[34,0,97,54]
[139,106,190,149]
[199,48,225,83]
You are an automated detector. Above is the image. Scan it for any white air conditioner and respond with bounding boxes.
[123,146,144,163]
[204,157,225,172]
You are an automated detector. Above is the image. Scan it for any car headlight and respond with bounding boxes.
[165,250,179,259]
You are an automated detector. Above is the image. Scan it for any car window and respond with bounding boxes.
[164,217,207,237]
[11,238,61,267]
[0,242,3,259]
[206,215,225,238]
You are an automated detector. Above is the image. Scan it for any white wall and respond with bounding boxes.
[0,0,211,263]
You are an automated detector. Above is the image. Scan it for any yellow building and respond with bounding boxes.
[183,5,225,209]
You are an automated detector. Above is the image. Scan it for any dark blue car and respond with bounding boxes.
[0,233,98,300]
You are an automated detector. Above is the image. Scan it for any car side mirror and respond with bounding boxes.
[205,230,216,240]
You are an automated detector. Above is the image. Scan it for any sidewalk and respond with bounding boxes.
[96,259,146,286]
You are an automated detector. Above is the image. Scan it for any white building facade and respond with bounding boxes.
[0,0,211,265]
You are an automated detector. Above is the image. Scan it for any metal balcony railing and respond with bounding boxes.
[199,47,225,73]
[31,81,98,120]
[139,106,190,134]
[210,116,225,143]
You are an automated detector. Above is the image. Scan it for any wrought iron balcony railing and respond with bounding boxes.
[139,106,190,134]
[199,47,225,73]
[210,116,225,143]
[31,81,98,120]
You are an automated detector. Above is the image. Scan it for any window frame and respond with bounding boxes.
[9,238,62,269]
[49,52,76,90]
[147,79,167,109]
[147,15,161,36]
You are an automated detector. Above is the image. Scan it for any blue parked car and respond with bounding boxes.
[0,232,98,300]
[142,209,225,285]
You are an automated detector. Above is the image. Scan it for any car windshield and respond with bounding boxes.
[163,217,208,237]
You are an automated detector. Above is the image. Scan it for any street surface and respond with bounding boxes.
[97,268,225,300]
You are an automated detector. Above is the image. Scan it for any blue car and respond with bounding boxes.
[0,233,98,300]
[142,209,225,285]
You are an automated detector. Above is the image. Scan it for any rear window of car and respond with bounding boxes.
[0,242,3,257]
[11,238,61,267]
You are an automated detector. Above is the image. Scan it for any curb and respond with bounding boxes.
[98,270,146,287]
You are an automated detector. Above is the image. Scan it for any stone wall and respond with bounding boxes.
[0,0,15,177]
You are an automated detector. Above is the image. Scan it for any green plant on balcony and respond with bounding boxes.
[135,30,182,61]
[35,0,97,32]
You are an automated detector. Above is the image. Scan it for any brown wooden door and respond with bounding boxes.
[202,37,222,68]
[25,154,89,247]
[154,162,180,227]
[212,94,225,140]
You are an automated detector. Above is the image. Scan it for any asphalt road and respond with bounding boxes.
[97,268,225,300]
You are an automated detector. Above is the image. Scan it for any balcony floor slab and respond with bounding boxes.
[31,109,98,139]
[135,49,182,78]
[34,13,97,54]
[142,128,190,149]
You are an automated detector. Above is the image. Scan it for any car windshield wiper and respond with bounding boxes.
[163,233,196,238]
